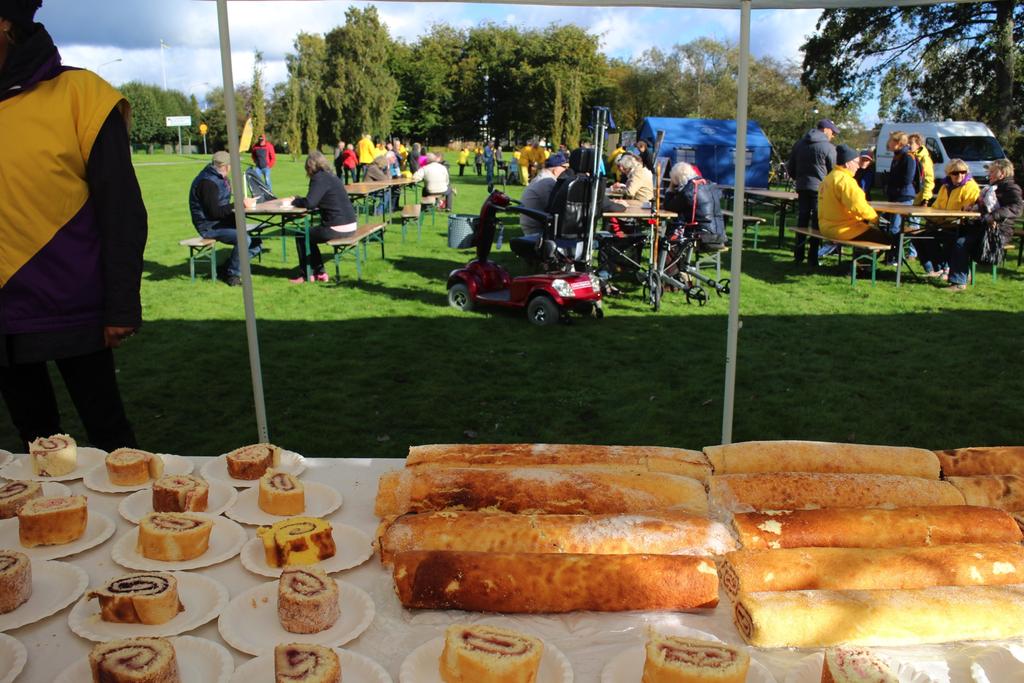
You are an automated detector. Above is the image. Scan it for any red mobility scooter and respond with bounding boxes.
[446,191,603,326]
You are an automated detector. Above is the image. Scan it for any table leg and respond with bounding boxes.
[777,201,787,249]
[895,233,904,287]
[303,216,312,281]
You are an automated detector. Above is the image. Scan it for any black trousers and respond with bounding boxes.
[794,189,821,266]
[0,348,136,451]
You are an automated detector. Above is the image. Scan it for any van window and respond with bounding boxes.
[925,138,943,163]
[940,136,1004,162]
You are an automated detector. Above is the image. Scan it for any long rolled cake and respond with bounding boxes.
[947,475,1024,511]
[0,480,41,519]
[88,573,184,625]
[376,467,708,517]
[406,443,711,481]
[379,509,735,565]
[393,551,719,613]
[936,446,1024,476]
[709,473,964,513]
[88,637,179,683]
[720,543,1024,599]
[733,506,1023,550]
[704,440,940,479]
[733,584,1024,647]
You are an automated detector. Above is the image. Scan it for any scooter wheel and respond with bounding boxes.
[448,283,474,311]
[527,295,560,326]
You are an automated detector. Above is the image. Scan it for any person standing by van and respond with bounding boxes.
[883,131,919,264]
[787,119,838,267]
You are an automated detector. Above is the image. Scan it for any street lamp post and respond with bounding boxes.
[96,58,122,75]
[159,40,171,89]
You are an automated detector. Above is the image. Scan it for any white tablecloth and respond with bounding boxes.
[5,457,1022,682]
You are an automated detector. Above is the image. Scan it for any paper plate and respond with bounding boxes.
[226,481,342,526]
[0,451,12,469]
[68,571,229,641]
[0,510,115,561]
[401,636,572,683]
[54,635,234,683]
[238,522,373,577]
[118,479,238,524]
[603,626,775,683]
[200,450,306,488]
[0,559,89,632]
[229,647,392,683]
[969,645,1024,683]
[217,578,374,656]
[0,447,106,482]
[111,514,246,571]
[83,453,195,493]
[0,633,26,683]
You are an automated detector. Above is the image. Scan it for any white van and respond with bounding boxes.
[874,121,1006,185]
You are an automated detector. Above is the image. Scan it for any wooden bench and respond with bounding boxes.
[723,209,768,248]
[326,223,386,282]
[179,237,217,282]
[420,194,438,228]
[400,204,422,243]
[789,226,890,286]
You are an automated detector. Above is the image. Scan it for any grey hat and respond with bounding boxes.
[211,151,231,166]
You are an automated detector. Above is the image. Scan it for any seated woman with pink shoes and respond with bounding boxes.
[283,151,358,283]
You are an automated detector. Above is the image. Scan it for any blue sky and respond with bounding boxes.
[39,1,826,109]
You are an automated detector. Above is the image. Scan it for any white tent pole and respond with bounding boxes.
[216,0,270,442]
[721,0,750,444]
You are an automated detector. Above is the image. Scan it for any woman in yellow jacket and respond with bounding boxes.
[908,133,935,206]
[918,158,981,278]
[457,146,469,176]
[517,143,532,185]
[818,145,886,242]
[356,134,375,182]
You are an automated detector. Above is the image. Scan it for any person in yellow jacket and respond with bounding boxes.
[908,133,935,206]
[457,146,470,176]
[356,134,375,182]
[818,145,886,243]
[608,144,627,182]
[917,158,981,278]
[517,143,532,185]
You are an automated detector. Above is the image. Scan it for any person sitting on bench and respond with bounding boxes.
[283,151,358,284]
[610,151,654,202]
[817,144,887,245]
[188,151,259,287]
[663,162,726,250]
[412,153,453,211]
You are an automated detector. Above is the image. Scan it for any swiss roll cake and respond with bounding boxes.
[28,433,77,477]
[152,475,209,513]
[274,643,340,683]
[18,494,88,547]
[226,443,281,480]
[88,636,179,683]
[0,550,31,614]
[278,567,339,634]
[641,631,749,683]
[257,517,336,568]
[439,623,543,683]
[137,512,212,561]
[105,448,164,486]
[88,572,184,625]
[0,480,41,519]
[258,469,305,516]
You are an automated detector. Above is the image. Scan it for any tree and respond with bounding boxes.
[391,25,464,143]
[284,33,326,153]
[252,50,267,138]
[120,82,161,146]
[324,7,399,142]
[202,84,251,152]
[801,3,1021,145]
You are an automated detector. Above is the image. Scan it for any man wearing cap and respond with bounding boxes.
[519,152,569,237]
[787,119,838,267]
[818,145,887,244]
[188,151,258,287]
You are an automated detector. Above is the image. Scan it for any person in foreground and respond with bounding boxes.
[817,145,886,244]
[917,158,980,280]
[0,0,146,450]
[283,151,358,284]
[943,158,1022,292]
[188,150,259,287]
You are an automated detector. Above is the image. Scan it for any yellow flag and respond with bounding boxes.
[239,117,253,153]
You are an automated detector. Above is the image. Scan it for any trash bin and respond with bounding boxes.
[447,214,477,249]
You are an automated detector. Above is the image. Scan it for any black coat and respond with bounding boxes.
[787,129,836,192]
[886,148,917,201]
[665,179,726,244]
[292,170,357,227]
[983,177,1024,243]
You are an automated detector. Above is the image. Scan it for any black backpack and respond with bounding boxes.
[546,174,604,239]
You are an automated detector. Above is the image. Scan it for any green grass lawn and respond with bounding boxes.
[3,151,1022,456]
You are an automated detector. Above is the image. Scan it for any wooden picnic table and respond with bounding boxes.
[721,185,798,248]
[869,201,980,286]
[245,198,314,278]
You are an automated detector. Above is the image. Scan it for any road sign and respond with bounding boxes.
[166,115,192,127]
[199,122,208,135]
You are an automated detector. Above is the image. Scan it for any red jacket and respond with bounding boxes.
[251,140,276,169]
[341,149,357,170]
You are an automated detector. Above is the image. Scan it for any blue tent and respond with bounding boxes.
[637,117,772,188]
